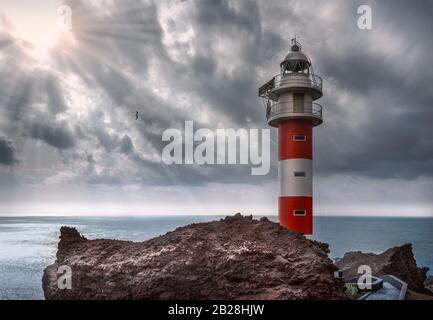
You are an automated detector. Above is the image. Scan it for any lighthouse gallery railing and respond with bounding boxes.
[274,73,322,91]
[266,101,322,121]
[258,73,323,98]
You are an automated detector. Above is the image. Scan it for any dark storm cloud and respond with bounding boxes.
[59,0,280,187]
[120,135,134,154]
[126,149,274,187]
[57,0,278,133]
[45,74,67,114]
[316,108,433,179]
[0,136,19,166]
[94,126,118,153]
[28,122,75,149]
[2,73,34,123]
[169,0,285,126]
[1,0,432,189]
[311,0,433,179]
[162,0,433,182]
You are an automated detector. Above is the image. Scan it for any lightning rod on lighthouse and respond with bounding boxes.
[258,38,323,235]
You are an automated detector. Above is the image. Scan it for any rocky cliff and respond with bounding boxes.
[42,214,347,300]
[335,244,431,295]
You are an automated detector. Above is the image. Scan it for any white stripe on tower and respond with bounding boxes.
[279,159,313,197]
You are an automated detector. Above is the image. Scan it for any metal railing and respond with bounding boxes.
[258,73,323,98]
[274,73,323,91]
[266,101,322,120]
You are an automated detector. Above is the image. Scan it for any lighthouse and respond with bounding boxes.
[258,38,323,235]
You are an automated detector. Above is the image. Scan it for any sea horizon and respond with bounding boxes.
[1,214,432,218]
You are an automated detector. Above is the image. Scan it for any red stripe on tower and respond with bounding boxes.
[279,120,312,160]
[279,196,313,235]
[258,38,323,235]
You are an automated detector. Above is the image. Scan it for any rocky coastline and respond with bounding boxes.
[42,214,432,300]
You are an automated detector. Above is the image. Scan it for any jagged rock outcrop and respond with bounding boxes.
[42,214,347,300]
[424,276,433,294]
[335,244,431,295]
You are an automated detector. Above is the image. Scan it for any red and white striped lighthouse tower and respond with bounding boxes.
[259,38,323,235]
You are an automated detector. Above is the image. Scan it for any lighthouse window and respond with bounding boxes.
[294,171,306,177]
[293,210,307,216]
[293,135,306,141]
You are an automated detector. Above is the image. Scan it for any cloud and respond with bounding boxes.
[0,0,432,215]
[120,135,134,154]
[28,122,76,149]
[0,136,19,166]
[45,74,68,114]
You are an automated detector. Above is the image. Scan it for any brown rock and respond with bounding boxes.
[42,214,347,300]
[335,244,432,295]
[406,289,433,300]
[424,275,433,293]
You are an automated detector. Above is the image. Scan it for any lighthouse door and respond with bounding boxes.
[293,93,304,113]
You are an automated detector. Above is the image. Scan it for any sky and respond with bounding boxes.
[0,0,432,216]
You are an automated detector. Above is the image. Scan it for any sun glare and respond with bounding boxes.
[1,0,64,58]
[16,26,60,51]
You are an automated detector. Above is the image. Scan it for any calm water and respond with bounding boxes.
[0,216,432,300]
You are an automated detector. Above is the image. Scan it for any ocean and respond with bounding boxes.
[0,216,432,300]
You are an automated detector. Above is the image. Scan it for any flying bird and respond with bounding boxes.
[135,111,139,120]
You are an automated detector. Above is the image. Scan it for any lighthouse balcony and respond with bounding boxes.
[259,73,323,101]
[266,101,323,127]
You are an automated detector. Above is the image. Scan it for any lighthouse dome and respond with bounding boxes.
[280,43,311,73]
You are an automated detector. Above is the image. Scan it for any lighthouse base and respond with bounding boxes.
[278,196,313,235]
